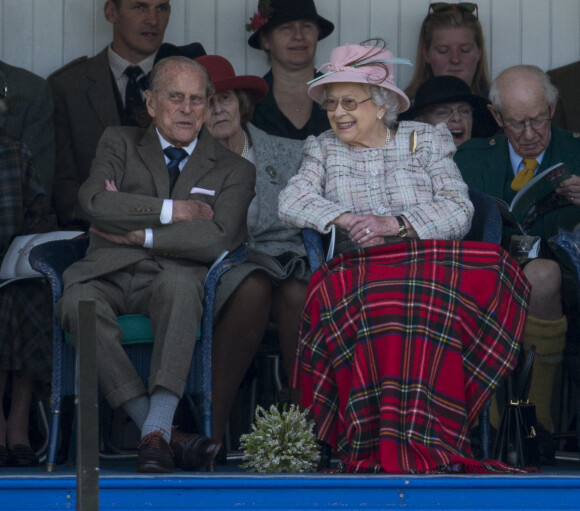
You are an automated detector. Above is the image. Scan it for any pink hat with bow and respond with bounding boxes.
[308,42,411,114]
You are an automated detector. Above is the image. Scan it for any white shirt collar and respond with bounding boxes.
[107,44,157,81]
[155,128,199,156]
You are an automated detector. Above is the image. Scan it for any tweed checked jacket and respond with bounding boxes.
[0,61,55,200]
[61,124,255,290]
[49,48,124,227]
[0,134,56,259]
[279,121,473,252]
[214,124,308,308]
[246,123,305,256]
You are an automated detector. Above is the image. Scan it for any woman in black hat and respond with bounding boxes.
[400,75,498,145]
[246,0,334,140]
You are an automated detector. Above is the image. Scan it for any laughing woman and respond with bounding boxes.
[400,75,496,147]
[278,40,530,474]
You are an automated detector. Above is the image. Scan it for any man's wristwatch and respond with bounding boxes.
[395,216,408,238]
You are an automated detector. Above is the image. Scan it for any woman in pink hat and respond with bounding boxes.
[278,40,529,474]
[196,55,311,453]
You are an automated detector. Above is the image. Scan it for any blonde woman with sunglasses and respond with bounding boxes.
[405,3,491,102]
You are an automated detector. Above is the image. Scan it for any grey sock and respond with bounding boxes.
[141,388,179,442]
[122,395,150,431]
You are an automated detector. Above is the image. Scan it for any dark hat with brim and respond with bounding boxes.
[400,75,490,120]
[140,42,208,90]
[154,42,207,64]
[195,55,268,104]
[247,0,334,50]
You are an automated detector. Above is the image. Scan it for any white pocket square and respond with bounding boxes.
[190,187,215,196]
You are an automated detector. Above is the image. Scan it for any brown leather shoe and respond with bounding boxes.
[170,427,220,471]
[136,431,175,473]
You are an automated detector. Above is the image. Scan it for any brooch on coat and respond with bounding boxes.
[265,165,276,179]
[409,130,417,154]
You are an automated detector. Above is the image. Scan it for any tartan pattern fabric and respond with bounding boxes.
[0,134,56,382]
[293,240,530,474]
[0,278,53,382]
[0,134,56,258]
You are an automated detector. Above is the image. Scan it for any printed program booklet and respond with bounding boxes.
[493,162,572,234]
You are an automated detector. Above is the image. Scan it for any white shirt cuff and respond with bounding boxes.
[160,199,173,224]
[144,200,173,248]
[144,228,153,248]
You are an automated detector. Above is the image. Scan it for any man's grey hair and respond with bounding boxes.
[149,56,214,98]
[489,64,558,111]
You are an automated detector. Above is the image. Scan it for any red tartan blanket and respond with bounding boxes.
[293,240,530,474]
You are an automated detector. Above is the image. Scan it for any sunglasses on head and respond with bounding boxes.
[428,3,478,19]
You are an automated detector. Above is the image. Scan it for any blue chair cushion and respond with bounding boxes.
[117,315,154,344]
[66,314,201,345]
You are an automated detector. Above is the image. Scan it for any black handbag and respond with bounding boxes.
[492,346,540,468]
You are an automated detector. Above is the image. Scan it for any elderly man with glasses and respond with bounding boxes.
[455,64,580,460]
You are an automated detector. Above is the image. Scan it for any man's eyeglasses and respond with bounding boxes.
[428,3,478,19]
[428,104,473,122]
[321,97,373,112]
[498,107,552,134]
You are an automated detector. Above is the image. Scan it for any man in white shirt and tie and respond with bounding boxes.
[57,56,256,473]
[49,0,205,229]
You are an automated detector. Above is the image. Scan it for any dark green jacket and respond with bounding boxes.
[454,125,580,240]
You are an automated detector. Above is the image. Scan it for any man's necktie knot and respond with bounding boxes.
[164,146,188,194]
[511,157,539,191]
[125,65,143,81]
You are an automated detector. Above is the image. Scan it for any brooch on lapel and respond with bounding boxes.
[409,130,417,154]
[265,165,277,179]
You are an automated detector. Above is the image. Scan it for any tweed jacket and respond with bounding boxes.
[548,61,580,133]
[454,125,580,240]
[0,134,56,260]
[61,124,255,289]
[214,124,308,308]
[246,124,305,256]
[0,61,55,200]
[49,48,124,227]
[278,121,473,253]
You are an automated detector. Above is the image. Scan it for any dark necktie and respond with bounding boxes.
[124,65,144,120]
[163,146,188,194]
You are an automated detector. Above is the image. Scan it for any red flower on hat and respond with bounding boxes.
[246,0,273,32]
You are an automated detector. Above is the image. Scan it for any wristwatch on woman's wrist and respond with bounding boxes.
[395,216,408,238]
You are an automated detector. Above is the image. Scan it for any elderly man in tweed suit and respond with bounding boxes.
[57,57,255,473]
